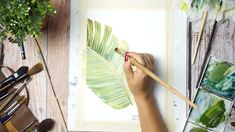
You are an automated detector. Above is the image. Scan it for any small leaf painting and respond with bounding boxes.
[86,19,132,109]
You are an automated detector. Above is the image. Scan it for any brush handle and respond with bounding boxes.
[192,10,208,64]
[130,58,198,109]
[0,78,30,112]
[34,39,67,130]
[195,20,218,88]
[19,43,26,60]
[0,91,8,99]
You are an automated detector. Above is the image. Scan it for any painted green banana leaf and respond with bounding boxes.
[86,19,132,109]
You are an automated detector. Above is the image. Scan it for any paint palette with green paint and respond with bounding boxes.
[199,57,235,100]
[184,56,235,132]
[184,89,233,132]
[184,121,211,132]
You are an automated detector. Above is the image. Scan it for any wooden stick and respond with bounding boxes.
[115,48,197,109]
[34,39,67,131]
[192,9,208,64]
[195,1,223,87]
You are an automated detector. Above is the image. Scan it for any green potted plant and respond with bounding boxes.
[0,0,56,59]
[180,0,235,21]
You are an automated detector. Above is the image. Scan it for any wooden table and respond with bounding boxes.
[187,18,235,100]
[1,0,70,131]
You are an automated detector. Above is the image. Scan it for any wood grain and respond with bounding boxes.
[47,0,70,131]
[1,0,70,131]
[188,18,235,100]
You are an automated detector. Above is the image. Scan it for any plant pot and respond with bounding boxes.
[41,16,49,31]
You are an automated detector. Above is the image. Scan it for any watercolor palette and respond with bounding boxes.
[184,56,235,132]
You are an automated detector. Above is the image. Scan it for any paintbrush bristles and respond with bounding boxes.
[28,63,44,76]
[33,118,55,132]
[115,48,125,57]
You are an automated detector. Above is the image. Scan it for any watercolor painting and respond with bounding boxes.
[199,57,235,100]
[184,122,211,132]
[86,19,132,109]
[188,89,232,131]
[68,1,188,131]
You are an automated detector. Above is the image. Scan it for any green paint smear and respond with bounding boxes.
[201,61,235,99]
[207,62,230,83]
[190,127,208,132]
[199,100,226,128]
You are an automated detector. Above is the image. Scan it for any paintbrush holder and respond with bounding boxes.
[0,122,7,132]
[0,66,39,132]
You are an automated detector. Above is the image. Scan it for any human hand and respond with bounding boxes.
[123,52,154,100]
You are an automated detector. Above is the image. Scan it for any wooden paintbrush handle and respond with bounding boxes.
[192,10,208,64]
[130,58,197,109]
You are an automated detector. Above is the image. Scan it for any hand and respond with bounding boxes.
[123,52,154,100]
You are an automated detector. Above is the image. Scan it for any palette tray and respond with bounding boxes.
[184,56,235,132]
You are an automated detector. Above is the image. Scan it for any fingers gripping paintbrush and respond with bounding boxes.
[115,48,198,109]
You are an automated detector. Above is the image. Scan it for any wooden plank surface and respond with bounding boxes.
[1,0,70,131]
[188,18,235,100]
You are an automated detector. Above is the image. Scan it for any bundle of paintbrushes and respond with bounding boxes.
[0,63,54,132]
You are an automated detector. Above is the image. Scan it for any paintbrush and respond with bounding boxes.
[1,96,25,116]
[115,48,197,109]
[19,43,26,60]
[191,9,208,64]
[31,118,55,132]
[195,0,223,87]
[0,88,16,101]
[0,63,43,112]
[0,78,31,112]
[0,66,28,88]
[0,97,27,124]
[34,39,67,130]
[7,97,27,116]
[0,63,43,93]
[21,119,37,132]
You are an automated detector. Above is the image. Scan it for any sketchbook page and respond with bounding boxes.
[68,0,186,131]
[167,9,188,132]
[68,0,87,130]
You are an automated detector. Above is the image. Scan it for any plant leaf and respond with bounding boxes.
[191,0,206,10]
[86,19,132,109]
